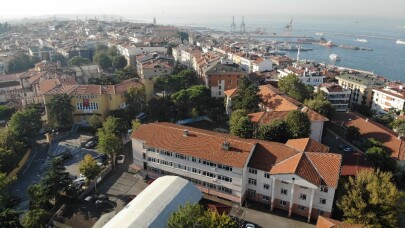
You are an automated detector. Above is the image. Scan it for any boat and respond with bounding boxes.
[396,40,405,45]
[329,54,341,61]
[315,32,324,36]
[269,50,286,55]
[356,38,368,43]
[320,40,334,47]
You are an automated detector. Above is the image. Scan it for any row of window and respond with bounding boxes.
[280,188,326,204]
[147,147,233,172]
[75,95,97,99]
[76,102,99,110]
[147,157,233,183]
[147,167,233,195]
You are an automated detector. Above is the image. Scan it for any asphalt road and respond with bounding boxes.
[8,142,49,209]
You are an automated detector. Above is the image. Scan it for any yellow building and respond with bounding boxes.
[43,78,144,125]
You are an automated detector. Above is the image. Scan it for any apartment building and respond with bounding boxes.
[372,82,405,114]
[318,83,351,112]
[336,73,386,107]
[202,61,247,98]
[278,67,325,87]
[131,123,341,222]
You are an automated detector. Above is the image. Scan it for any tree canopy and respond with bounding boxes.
[46,94,74,128]
[97,117,124,165]
[256,119,290,143]
[229,110,254,139]
[93,52,112,70]
[78,154,101,180]
[337,169,403,228]
[231,77,262,113]
[50,53,67,66]
[304,99,335,119]
[154,69,200,93]
[345,126,361,142]
[112,55,127,69]
[285,110,311,138]
[4,53,40,73]
[67,56,90,67]
[278,73,313,102]
[8,107,42,144]
[168,203,236,228]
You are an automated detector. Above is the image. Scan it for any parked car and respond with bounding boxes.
[85,140,97,149]
[55,152,73,162]
[338,144,348,149]
[343,147,354,152]
[85,195,97,202]
[94,155,108,166]
[116,155,125,164]
[135,112,147,120]
[245,224,255,228]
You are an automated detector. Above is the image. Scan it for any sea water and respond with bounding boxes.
[136,15,405,81]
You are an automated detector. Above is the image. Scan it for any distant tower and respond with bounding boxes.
[153,17,157,26]
[297,46,300,62]
[240,16,246,33]
[231,16,236,33]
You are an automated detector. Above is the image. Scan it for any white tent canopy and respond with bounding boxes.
[103,176,203,228]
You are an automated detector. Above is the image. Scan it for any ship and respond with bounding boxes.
[315,32,324,36]
[356,38,368,43]
[396,40,405,45]
[329,54,341,61]
[320,40,334,47]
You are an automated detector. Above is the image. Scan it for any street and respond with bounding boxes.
[8,142,49,209]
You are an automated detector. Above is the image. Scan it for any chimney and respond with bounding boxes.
[183,129,189,137]
[366,118,369,122]
[222,137,230,150]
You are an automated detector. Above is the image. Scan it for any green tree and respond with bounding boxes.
[107,45,118,57]
[168,203,236,228]
[39,158,74,205]
[365,146,395,172]
[67,56,90,67]
[50,53,67,66]
[93,53,112,70]
[0,172,11,209]
[88,114,102,131]
[4,52,39,73]
[27,184,51,210]
[231,77,262,113]
[177,31,189,44]
[155,69,200,93]
[337,169,403,228]
[116,66,138,82]
[78,154,101,180]
[0,105,16,120]
[99,116,126,137]
[229,110,254,139]
[97,131,121,167]
[95,44,108,53]
[147,97,174,122]
[125,86,146,116]
[0,147,19,173]
[21,209,49,228]
[256,119,290,143]
[112,55,127,69]
[345,126,361,142]
[46,94,74,128]
[278,73,313,102]
[8,108,42,144]
[131,119,141,132]
[304,99,335,119]
[0,208,23,228]
[285,110,311,138]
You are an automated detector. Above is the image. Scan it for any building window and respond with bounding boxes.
[320,198,326,204]
[248,168,257,175]
[248,178,257,186]
[281,181,289,185]
[320,186,328,193]
[248,189,256,197]
[299,193,307,200]
[280,188,287,195]
[262,195,270,201]
[300,186,308,189]
[279,200,287,206]
[298,205,306,211]
[264,172,270,179]
[263,184,270,190]
[218,175,232,183]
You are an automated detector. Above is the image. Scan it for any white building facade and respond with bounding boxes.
[372,84,405,114]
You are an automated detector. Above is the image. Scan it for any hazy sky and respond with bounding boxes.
[2,0,405,19]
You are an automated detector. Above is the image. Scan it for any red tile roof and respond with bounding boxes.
[286,138,330,152]
[132,123,341,187]
[333,112,405,160]
[316,216,363,228]
[341,152,374,176]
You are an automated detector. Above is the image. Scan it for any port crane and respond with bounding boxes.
[284,18,293,36]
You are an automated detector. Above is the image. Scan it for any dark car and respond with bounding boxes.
[94,154,108,165]
[85,140,97,149]
[98,195,109,200]
[55,152,73,162]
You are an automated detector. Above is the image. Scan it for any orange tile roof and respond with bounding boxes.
[259,85,299,111]
[248,112,265,123]
[224,88,238,97]
[286,138,330,153]
[301,106,329,122]
[341,152,373,176]
[132,123,256,168]
[305,152,342,188]
[316,216,363,228]
[333,112,405,160]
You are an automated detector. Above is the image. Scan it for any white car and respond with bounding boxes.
[117,155,125,164]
